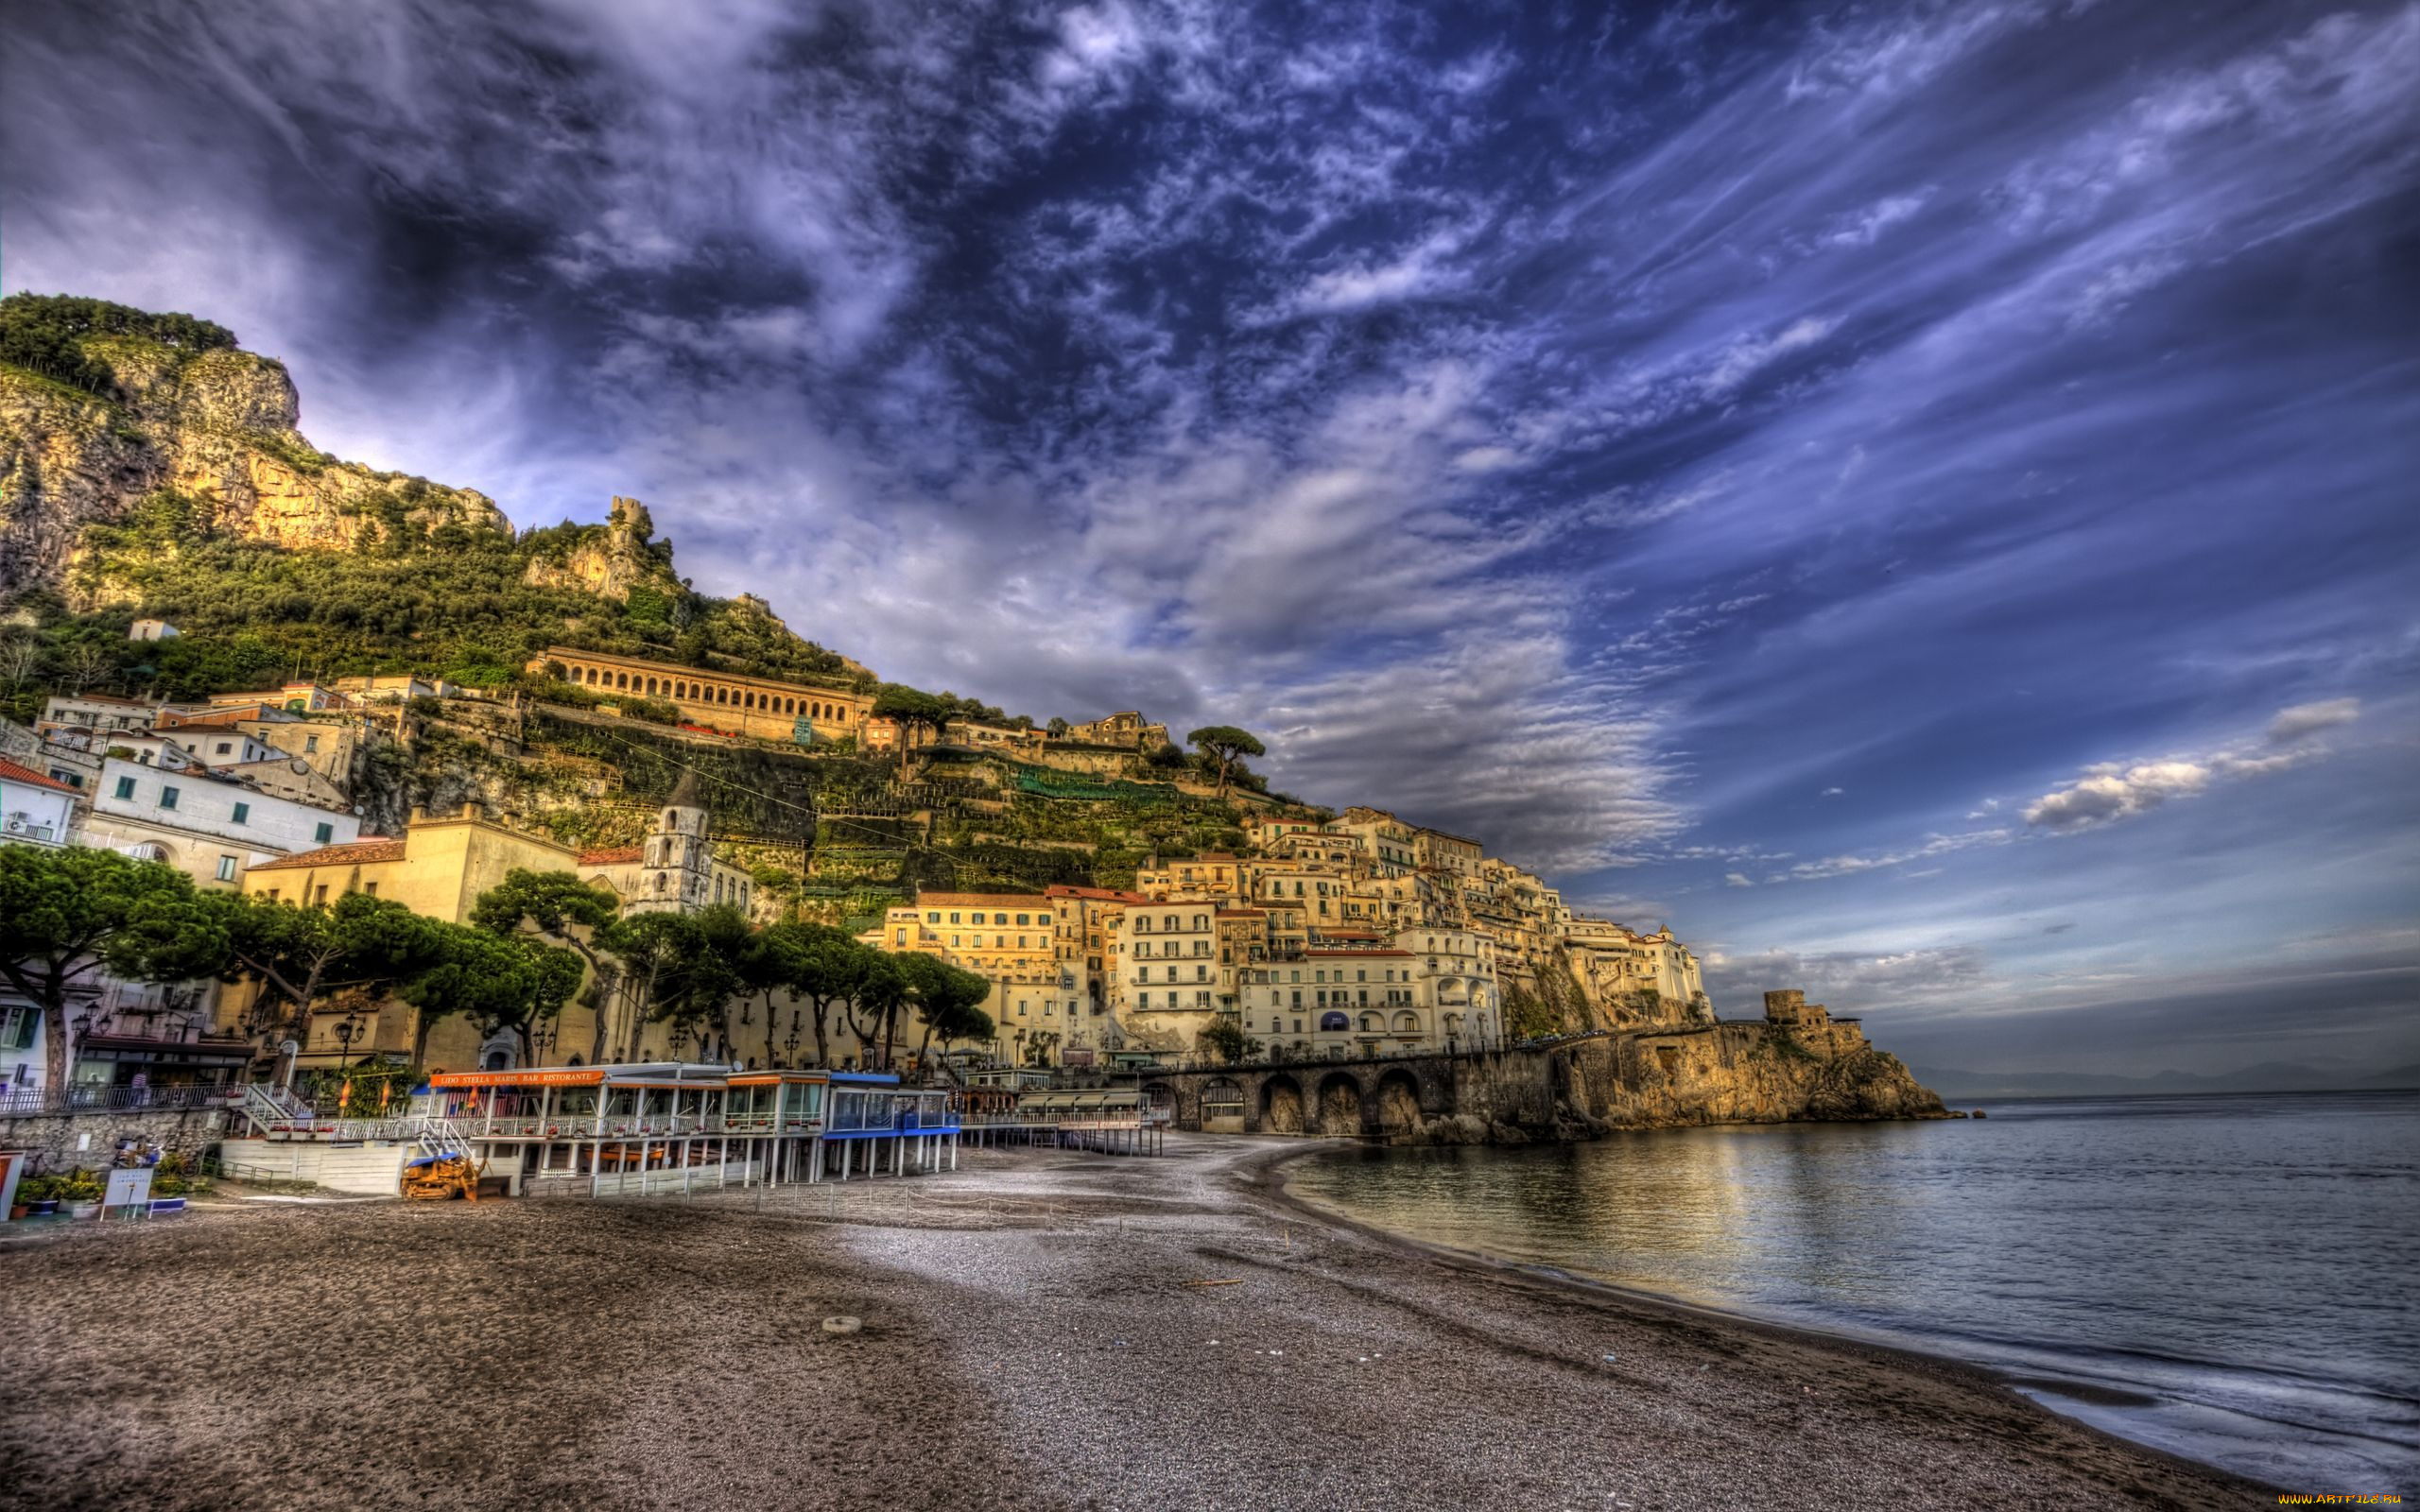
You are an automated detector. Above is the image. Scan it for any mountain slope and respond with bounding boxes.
[0,294,863,702]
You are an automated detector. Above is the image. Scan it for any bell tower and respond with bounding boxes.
[631,768,712,914]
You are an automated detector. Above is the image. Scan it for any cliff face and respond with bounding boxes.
[1421,1019,1951,1144]
[521,495,673,603]
[0,333,509,600]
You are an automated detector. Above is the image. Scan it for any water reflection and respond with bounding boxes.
[1286,1093,2420,1489]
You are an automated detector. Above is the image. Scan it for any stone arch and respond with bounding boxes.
[1259,1074,1305,1134]
[1393,1010,1419,1034]
[1314,1072,1364,1137]
[1201,1077,1245,1132]
[1141,1080,1177,1124]
[1373,1069,1422,1135]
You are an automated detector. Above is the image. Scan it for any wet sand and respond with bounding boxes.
[0,1135,2268,1511]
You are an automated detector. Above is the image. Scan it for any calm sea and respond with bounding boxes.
[1284,1091,2420,1490]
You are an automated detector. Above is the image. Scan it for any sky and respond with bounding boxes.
[6,0,2415,1076]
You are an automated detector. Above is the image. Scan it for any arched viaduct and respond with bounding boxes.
[1140,1054,1479,1139]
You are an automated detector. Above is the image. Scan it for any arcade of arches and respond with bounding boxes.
[535,647,872,744]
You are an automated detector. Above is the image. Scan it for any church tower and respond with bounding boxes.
[631,768,712,914]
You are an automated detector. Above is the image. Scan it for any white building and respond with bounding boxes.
[82,756,361,889]
[129,618,181,641]
[38,692,164,736]
[50,728,204,772]
[0,758,81,849]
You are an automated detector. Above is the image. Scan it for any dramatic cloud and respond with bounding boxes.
[7,0,2412,1074]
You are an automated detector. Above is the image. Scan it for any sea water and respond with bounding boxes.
[1285,1091,2419,1490]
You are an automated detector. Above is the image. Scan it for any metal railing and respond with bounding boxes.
[0,1084,241,1118]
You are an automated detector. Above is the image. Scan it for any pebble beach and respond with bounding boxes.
[0,1135,2268,1511]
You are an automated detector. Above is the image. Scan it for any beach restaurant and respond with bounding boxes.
[420,1063,960,1194]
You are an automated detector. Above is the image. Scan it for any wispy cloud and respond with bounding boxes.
[2024,700,2360,833]
[7,0,2412,1080]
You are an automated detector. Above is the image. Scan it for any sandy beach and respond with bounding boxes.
[0,1135,2268,1511]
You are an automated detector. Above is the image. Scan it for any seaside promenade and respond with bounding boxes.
[0,1136,2266,1511]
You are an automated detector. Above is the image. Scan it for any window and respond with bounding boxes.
[232,802,251,825]
[215,855,237,882]
[304,735,320,753]
[363,883,377,898]
[113,776,136,799]
[160,785,180,811]
[216,742,233,755]
[314,822,334,844]
[314,885,329,904]
[0,1005,36,1050]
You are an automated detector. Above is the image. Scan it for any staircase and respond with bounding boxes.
[417,1119,475,1161]
[238,1082,316,1138]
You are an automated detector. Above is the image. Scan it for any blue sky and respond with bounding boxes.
[7,0,2415,1074]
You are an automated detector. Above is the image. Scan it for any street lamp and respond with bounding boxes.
[784,1010,801,1068]
[333,1015,361,1075]
[530,1018,559,1065]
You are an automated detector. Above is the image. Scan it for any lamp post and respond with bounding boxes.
[333,1015,360,1076]
[531,1018,559,1066]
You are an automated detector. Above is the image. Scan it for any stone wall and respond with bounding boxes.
[0,1107,233,1172]
[1146,1018,1948,1144]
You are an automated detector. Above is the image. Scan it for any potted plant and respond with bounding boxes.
[16,1174,59,1217]
[58,1167,104,1219]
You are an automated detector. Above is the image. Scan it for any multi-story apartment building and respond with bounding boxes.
[1412,824,1484,878]
[1134,852,1251,904]
[83,756,361,891]
[1324,807,1420,875]
[884,891,1080,1063]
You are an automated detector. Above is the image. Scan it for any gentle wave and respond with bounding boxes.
[1285,1091,2420,1490]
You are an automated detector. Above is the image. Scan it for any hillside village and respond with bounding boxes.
[0,295,1732,1099]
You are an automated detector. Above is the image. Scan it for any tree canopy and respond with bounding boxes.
[1186,725,1267,797]
[205,890,451,1044]
[0,847,228,1089]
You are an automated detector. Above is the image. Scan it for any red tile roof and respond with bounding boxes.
[0,757,80,794]
[248,837,404,872]
[578,845,644,866]
[914,892,1053,907]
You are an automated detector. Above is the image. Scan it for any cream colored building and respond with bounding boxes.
[536,645,869,745]
[231,809,589,1074]
[1058,711,1170,749]
[883,891,1075,1065]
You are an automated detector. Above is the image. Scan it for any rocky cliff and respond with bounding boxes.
[520,495,673,603]
[1416,1020,1952,1144]
[0,314,508,601]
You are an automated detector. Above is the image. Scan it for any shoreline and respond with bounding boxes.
[0,1135,2276,1511]
[1251,1139,2277,1495]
